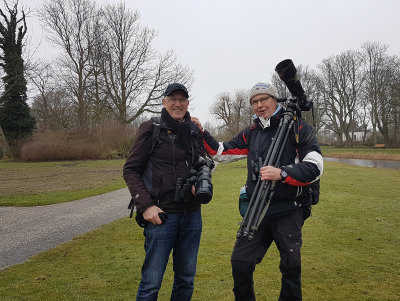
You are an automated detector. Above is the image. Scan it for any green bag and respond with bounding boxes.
[239,185,249,217]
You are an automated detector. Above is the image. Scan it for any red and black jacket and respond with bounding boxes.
[202,107,323,217]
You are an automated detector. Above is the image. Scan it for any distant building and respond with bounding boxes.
[317,127,372,145]
[344,127,372,142]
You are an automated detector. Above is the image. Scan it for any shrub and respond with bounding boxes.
[91,121,135,158]
[21,131,102,161]
[20,122,136,161]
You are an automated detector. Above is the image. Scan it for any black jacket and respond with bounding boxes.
[123,115,205,214]
[202,107,323,217]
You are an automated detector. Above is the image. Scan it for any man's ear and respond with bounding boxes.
[162,98,166,107]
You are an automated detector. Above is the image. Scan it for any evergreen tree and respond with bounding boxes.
[0,1,35,141]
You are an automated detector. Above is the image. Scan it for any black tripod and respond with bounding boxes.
[236,100,300,240]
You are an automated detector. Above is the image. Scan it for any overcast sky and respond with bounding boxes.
[17,0,400,124]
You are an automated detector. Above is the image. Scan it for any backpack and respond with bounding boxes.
[127,117,162,219]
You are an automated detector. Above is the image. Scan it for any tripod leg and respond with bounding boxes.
[244,114,294,239]
[253,118,294,231]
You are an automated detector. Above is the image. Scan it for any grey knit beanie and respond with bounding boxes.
[249,82,278,103]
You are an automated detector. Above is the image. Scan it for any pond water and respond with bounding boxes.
[324,157,400,170]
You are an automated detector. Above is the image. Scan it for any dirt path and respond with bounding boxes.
[0,188,131,270]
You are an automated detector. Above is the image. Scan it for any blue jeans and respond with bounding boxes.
[136,209,202,301]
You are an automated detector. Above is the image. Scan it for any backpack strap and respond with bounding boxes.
[128,117,161,220]
[150,117,161,155]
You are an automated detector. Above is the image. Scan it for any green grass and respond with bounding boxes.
[0,159,126,206]
[1,148,398,207]
[1,160,399,300]
[321,146,400,160]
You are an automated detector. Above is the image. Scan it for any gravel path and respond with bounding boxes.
[0,188,131,270]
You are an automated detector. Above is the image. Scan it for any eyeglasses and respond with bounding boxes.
[251,95,274,107]
[167,97,189,104]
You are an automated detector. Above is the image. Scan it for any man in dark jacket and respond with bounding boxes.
[193,82,323,301]
[123,83,207,301]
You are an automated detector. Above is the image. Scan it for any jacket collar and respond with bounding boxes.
[254,105,284,129]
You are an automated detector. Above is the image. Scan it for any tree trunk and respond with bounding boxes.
[0,125,11,158]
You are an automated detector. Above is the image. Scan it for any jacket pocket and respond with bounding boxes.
[272,181,298,201]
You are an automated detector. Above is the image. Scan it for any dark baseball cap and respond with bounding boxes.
[164,83,189,98]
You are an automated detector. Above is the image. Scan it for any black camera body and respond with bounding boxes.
[173,155,215,204]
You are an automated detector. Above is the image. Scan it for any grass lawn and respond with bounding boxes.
[0,159,126,206]
[1,146,398,207]
[0,160,399,300]
[321,146,400,160]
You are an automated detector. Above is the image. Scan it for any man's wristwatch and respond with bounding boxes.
[280,170,288,181]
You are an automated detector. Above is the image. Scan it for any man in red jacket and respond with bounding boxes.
[193,82,323,301]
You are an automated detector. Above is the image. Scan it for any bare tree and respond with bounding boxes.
[31,89,75,130]
[0,123,10,158]
[28,61,78,130]
[355,93,371,144]
[235,90,254,131]
[99,3,151,124]
[86,20,112,126]
[361,41,400,146]
[202,120,232,141]
[362,41,387,145]
[211,89,252,138]
[41,0,100,130]
[382,57,400,146]
[99,3,193,124]
[271,65,323,135]
[391,60,400,145]
[317,50,364,146]
[26,61,55,129]
[271,72,289,99]
[211,93,235,137]
[132,51,193,121]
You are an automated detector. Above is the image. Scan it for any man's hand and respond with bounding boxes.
[142,206,165,225]
[260,166,282,181]
[191,117,203,131]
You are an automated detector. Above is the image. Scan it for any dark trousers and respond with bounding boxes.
[231,208,305,301]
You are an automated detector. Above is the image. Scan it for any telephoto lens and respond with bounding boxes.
[193,156,215,204]
[195,166,213,204]
[275,59,313,111]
